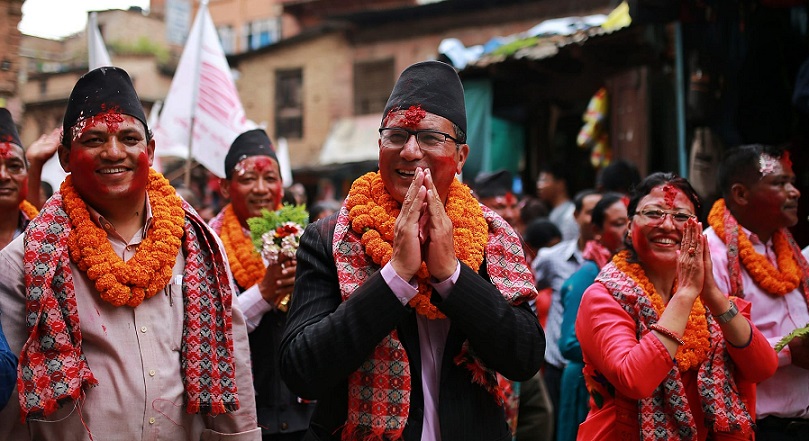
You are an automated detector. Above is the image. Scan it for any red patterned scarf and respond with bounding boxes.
[582,239,612,269]
[593,262,754,440]
[19,190,240,420]
[333,187,536,441]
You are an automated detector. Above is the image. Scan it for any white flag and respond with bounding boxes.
[152,2,255,178]
[87,12,112,69]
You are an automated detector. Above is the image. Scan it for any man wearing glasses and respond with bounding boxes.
[279,60,545,441]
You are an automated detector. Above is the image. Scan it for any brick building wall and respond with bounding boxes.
[236,32,351,168]
[0,0,24,116]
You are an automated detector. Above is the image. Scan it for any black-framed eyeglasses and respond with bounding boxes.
[378,127,461,152]
[635,209,696,226]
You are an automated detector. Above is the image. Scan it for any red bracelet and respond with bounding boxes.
[649,323,685,345]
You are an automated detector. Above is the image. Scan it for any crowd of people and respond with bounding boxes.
[0,59,808,441]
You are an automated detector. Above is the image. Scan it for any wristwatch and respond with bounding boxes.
[276,293,291,313]
[713,300,739,324]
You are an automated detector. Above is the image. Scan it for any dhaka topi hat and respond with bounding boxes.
[62,66,148,147]
[0,108,22,148]
[382,60,466,139]
[224,129,277,179]
[474,169,514,198]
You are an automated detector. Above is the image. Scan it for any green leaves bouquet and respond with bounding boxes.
[247,203,309,264]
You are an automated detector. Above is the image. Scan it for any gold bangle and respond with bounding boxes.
[276,293,291,312]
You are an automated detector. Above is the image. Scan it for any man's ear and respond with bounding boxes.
[455,143,470,175]
[57,144,71,173]
[729,182,748,207]
[219,178,231,199]
[146,138,156,167]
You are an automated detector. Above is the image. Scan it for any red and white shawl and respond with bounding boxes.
[19,191,240,421]
[594,262,754,441]
[333,201,536,441]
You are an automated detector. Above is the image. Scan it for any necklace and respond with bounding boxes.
[345,171,488,319]
[19,200,39,219]
[613,250,710,371]
[63,169,185,307]
[219,204,265,289]
[708,199,804,295]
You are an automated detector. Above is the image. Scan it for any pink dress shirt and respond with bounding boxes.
[381,261,459,441]
[706,226,809,418]
[0,202,260,441]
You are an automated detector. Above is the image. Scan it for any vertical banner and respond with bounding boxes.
[152,1,255,177]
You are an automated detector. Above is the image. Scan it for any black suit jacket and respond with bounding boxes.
[280,214,545,441]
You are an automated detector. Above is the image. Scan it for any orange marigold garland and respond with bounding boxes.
[613,250,711,371]
[219,204,266,289]
[19,200,39,219]
[708,199,802,295]
[62,169,185,307]
[345,171,488,319]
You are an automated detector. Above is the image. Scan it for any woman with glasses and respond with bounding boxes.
[574,172,777,441]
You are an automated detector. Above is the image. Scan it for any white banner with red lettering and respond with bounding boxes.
[152,2,255,178]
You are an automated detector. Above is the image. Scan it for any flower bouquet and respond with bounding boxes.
[247,203,309,265]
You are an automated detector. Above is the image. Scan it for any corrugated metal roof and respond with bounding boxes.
[471,26,618,66]
[448,4,632,70]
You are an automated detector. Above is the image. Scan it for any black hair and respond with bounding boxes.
[451,122,467,144]
[591,192,625,228]
[596,159,641,194]
[40,181,54,199]
[519,197,549,225]
[538,161,572,189]
[717,144,787,199]
[573,188,599,213]
[309,199,341,223]
[523,218,562,250]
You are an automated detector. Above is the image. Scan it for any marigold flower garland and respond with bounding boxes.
[345,171,488,319]
[219,204,266,289]
[708,199,802,295]
[19,200,39,219]
[63,169,185,307]
[613,249,711,371]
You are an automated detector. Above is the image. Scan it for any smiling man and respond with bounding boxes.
[209,128,315,440]
[279,60,544,441]
[0,109,37,251]
[705,144,809,441]
[0,66,259,440]
[0,108,24,414]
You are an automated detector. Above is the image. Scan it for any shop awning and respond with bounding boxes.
[318,114,381,165]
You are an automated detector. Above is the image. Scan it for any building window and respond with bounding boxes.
[39,79,47,96]
[217,25,235,55]
[276,68,303,140]
[353,59,395,115]
[244,18,281,51]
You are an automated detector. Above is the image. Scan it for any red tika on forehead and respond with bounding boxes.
[402,105,427,127]
[662,183,677,208]
[0,142,12,159]
[71,105,126,141]
[504,192,517,205]
[234,156,276,177]
[782,150,793,170]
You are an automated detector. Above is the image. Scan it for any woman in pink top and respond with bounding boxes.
[576,172,777,441]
